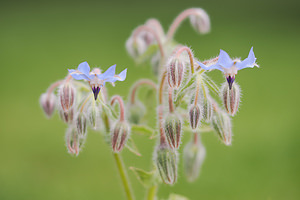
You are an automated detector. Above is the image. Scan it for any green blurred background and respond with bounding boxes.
[1,0,300,199]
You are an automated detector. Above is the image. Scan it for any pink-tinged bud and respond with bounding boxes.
[212,110,232,146]
[59,108,74,124]
[128,101,145,124]
[167,57,185,89]
[65,126,86,156]
[164,113,182,149]
[202,98,213,123]
[59,82,76,112]
[75,112,87,137]
[189,104,202,129]
[183,135,206,182]
[154,142,178,185]
[40,93,56,118]
[111,121,130,153]
[125,36,147,60]
[189,8,210,34]
[221,83,241,116]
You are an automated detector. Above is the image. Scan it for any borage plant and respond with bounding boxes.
[40,8,258,200]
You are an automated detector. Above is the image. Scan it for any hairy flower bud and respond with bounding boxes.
[221,83,241,116]
[183,135,206,182]
[212,110,232,146]
[155,142,178,185]
[164,113,182,149]
[189,8,210,34]
[65,126,86,156]
[59,82,75,112]
[128,101,146,124]
[40,93,56,118]
[189,104,202,129]
[202,98,213,122]
[125,36,147,60]
[75,112,87,137]
[60,108,74,124]
[87,105,100,129]
[167,57,185,89]
[111,121,130,153]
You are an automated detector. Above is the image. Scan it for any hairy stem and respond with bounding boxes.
[168,87,174,113]
[176,46,195,74]
[146,185,158,200]
[130,79,157,104]
[113,153,135,200]
[158,71,167,105]
[110,96,125,121]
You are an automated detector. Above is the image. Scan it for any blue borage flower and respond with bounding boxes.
[68,62,127,100]
[197,47,258,89]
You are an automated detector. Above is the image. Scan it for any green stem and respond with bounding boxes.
[113,153,135,200]
[146,185,157,200]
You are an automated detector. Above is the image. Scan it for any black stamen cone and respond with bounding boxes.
[92,87,101,100]
[226,76,235,90]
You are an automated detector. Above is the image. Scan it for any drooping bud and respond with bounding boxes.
[59,82,75,112]
[65,126,86,156]
[125,35,147,60]
[183,134,206,182]
[111,121,130,153]
[164,113,182,149]
[154,142,178,185]
[202,97,213,123]
[212,110,232,146]
[167,57,185,89]
[128,101,146,124]
[189,8,211,34]
[75,112,87,137]
[59,108,74,124]
[189,104,202,129]
[221,82,240,116]
[40,93,56,118]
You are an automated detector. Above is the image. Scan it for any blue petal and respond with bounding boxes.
[78,62,90,76]
[68,69,90,80]
[98,64,116,80]
[116,68,127,81]
[218,49,234,68]
[236,47,257,70]
[196,61,224,72]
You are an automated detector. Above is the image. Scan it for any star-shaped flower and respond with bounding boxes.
[197,47,258,89]
[68,62,127,100]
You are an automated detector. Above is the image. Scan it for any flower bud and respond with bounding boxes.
[183,135,206,182]
[59,82,75,112]
[221,83,240,116]
[87,105,101,130]
[202,98,213,123]
[189,104,202,129]
[75,112,87,137]
[212,110,232,146]
[155,142,178,185]
[65,126,86,156]
[40,93,56,118]
[167,57,185,89]
[189,8,210,34]
[128,101,146,124]
[111,121,130,153]
[59,108,74,124]
[164,113,182,149]
[125,36,147,60]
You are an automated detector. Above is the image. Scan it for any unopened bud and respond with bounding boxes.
[183,134,206,182]
[212,110,232,146]
[155,142,178,185]
[128,101,145,124]
[189,104,202,129]
[59,82,75,112]
[125,36,147,60]
[65,126,86,156]
[189,8,210,34]
[221,83,240,116]
[164,113,182,149]
[167,57,185,89]
[75,112,87,137]
[87,105,101,129]
[111,121,130,153]
[40,93,56,118]
[59,108,74,124]
[202,98,213,122]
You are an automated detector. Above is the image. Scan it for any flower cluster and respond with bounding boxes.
[40,7,258,200]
